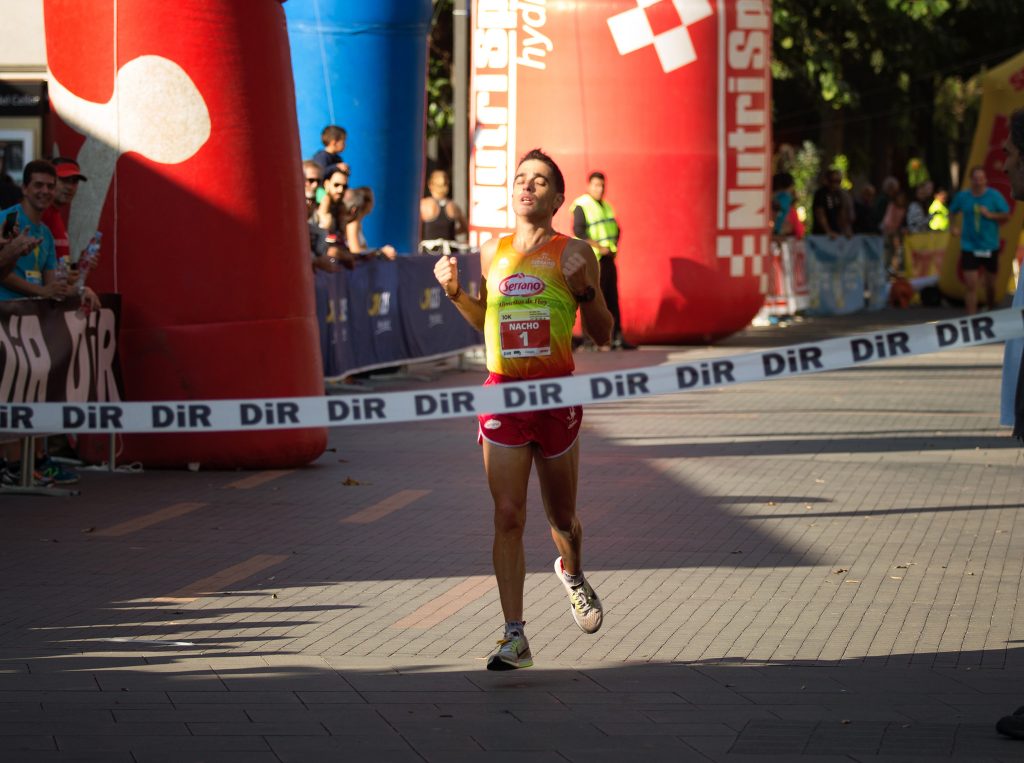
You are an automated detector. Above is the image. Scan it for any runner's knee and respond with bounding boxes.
[493,500,527,535]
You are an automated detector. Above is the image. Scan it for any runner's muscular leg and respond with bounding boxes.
[982,269,997,309]
[963,269,979,314]
[533,441,583,575]
[483,440,534,622]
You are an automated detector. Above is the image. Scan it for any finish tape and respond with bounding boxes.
[0,310,1019,434]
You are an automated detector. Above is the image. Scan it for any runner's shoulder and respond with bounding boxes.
[563,236,598,262]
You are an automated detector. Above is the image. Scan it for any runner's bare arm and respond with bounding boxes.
[563,238,613,346]
[432,237,491,331]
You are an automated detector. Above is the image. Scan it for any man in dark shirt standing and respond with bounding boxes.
[812,169,851,238]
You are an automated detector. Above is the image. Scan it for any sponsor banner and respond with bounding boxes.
[904,230,949,279]
[315,255,484,379]
[4,308,1021,435]
[805,235,888,316]
[0,295,124,405]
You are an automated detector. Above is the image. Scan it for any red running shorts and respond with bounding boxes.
[477,372,582,459]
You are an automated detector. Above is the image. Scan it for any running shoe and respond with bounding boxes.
[0,461,16,487]
[5,461,53,487]
[486,632,533,671]
[37,456,80,485]
[554,556,603,634]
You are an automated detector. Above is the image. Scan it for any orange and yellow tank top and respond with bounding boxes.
[484,233,577,379]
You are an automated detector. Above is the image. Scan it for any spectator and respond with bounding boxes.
[949,166,1010,314]
[570,171,635,350]
[852,184,882,234]
[0,160,67,301]
[37,158,98,308]
[311,124,347,179]
[315,165,351,236]
[812,168,851,238]
[420,169,467,243]
[929,188,950,231]
[302,160,321,223]
[41,157,85,262]
[0,159,79,486]
[303,161,350,273]
[881,189,909,270]
[906,180,935,233]
[874,175,900,225]
[771,172,804,239]
[344,186,396,260]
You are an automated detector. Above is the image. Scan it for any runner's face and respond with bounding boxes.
[970,169,986,193]
[1004,138,1024,201]
[512,159,563,220]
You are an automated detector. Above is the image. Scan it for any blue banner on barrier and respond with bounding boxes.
[315,255,484,379]
[805,235,888,316]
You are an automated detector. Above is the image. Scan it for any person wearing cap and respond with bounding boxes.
[43,157,87,262]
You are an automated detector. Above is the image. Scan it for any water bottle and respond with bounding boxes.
[75,231,102,318]
[54,257,68,289]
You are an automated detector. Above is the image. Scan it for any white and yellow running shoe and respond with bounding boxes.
[486,632,533,671]
[554,556,603,634]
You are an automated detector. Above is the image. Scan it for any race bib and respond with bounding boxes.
[973,250,992,258]
[499,307,551,358]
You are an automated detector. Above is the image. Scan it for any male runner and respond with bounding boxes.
[433,149,613,670]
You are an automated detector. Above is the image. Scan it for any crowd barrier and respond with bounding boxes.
[2,308,1019,434]
[314,253,484,379]
[803,235,888,315]
[0,295,123,405]
[757,236,888,320]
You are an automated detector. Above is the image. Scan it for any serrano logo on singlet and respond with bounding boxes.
[499,273,545,297]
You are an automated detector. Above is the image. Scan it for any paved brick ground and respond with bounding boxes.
[1,305,1022,761]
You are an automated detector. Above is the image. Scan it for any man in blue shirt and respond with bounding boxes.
[0,159,68,302]
[948,166,1011,314]
[0,159,78,488]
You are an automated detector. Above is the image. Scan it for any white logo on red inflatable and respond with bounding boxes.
[608,0,713,73]
[49,55,211,258]
[499,273,545,297]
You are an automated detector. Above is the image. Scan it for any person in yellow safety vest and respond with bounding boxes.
[570,172,636,350]
[928,188,950,231]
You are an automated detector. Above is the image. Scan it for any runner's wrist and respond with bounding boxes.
[446,283,462,300]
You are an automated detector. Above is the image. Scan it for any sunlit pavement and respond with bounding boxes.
[2,305,1022,762]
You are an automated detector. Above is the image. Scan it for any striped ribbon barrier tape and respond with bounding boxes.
[1,310,1019,435]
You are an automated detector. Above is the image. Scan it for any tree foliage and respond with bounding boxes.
[427,0,454,139]
[772,0,1024,186]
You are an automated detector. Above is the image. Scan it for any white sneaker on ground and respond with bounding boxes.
[486,632,533,671]
[554,556,603,634]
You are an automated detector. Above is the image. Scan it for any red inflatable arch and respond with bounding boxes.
[43,0,326,468]
[469,0,772,343]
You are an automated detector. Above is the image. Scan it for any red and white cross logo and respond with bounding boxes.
[607,0,714,73]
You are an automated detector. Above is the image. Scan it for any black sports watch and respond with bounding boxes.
[573,285,597,304]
